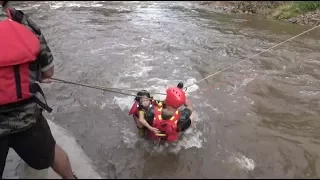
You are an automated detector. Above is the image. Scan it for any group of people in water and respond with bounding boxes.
[0,1,194,179]
[129,83,194,142]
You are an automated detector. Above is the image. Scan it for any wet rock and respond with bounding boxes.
[292,19,298,24]
[288,18,298,24]
[232,7,240,13]
[295,18,301,24]
[271,10,281,18]
[285,9,320,26]
[311,18,320,25]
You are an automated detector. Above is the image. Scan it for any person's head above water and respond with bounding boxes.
[135,90,151,108]
[164,86,186,111]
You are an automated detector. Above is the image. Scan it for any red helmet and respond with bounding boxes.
[165,87,186,108]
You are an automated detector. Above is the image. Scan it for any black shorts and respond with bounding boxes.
[0,112,56,178]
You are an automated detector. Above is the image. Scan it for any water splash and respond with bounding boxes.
[112,96,135,111]
[227,153,255,172]
[113,74,204,152]
[115,97,205,154]
[49,1,103,10]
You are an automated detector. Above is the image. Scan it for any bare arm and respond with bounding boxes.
[42,66,54,80]
[39,33,54,81]
[25,14,55,81]
[138,111,155,131]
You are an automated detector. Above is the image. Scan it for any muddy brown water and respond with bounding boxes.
[12,1,320,178]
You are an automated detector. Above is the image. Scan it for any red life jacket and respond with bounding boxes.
[0,9,52,112]
[147,106,181,142]
[129,101,140,118]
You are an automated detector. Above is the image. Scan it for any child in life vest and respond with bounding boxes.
[129,90,162,137]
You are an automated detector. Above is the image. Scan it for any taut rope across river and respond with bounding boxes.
[50,24,320,95]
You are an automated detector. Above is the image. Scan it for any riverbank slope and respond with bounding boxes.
[195,1,320,26]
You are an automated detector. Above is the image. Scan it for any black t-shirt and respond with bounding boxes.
[144,106,192,132]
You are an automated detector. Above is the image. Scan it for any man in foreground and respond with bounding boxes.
[0,1,76,178]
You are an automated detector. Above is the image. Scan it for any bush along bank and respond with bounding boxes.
[196,1,320,26]
[271,1,320,26]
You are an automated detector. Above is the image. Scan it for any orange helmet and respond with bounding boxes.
[165,87,186,109]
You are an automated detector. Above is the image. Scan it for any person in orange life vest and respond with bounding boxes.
[129,90,163,137]
[143,84,194,142]
[0,1,76,179]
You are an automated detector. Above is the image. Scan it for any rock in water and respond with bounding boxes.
[271,10,281,18]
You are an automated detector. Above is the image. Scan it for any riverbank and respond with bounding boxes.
[195,1,320,26]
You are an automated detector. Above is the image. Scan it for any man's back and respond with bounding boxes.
[0,7,54,136]
[0,3,77,179]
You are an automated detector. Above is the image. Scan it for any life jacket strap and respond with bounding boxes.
[0,83,52,113]
[32,83,53,113]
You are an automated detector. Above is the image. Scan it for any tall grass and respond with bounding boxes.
[275,1,320,19]
[296,1,320,12]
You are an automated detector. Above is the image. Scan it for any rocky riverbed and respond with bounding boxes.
[283,9,320,26]
[195,1,320,26]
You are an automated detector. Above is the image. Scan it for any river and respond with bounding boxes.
[12,1,320,178]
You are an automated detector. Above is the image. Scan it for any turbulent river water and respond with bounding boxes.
[12,1,320,178]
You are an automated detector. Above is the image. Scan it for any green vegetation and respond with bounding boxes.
[273,1,320,19]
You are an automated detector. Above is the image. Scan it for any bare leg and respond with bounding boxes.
[0,136,9,178]
[51,144,74,179]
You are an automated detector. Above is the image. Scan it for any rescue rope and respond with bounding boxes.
[183,24,320,90]
[51,24,319,97]
[50,77,167,97]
